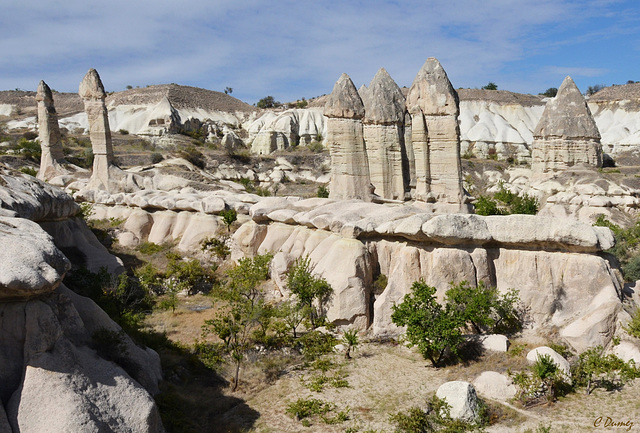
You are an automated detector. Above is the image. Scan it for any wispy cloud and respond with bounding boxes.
[0,0,637,103]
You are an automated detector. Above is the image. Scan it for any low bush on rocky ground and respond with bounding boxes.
[474,181,539,216]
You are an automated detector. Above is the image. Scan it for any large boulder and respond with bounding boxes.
[472,371,517,401]
[435,381,481,422]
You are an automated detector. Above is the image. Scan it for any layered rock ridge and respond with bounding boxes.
[231,197,621,352]
[531,76,603,177]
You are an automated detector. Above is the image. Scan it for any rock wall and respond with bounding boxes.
[229,196,621,352]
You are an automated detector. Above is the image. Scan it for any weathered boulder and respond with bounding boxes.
[472,371,517,401]
[0,217,70,299]
[362,68,406,200]
[0,166,79,221]
[435,381,480,422]
[531,76,603,176]
[324,73,373,201]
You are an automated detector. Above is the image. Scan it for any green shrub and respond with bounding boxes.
[512,353,570,405]
[19,166,37,176]
[474,182,538,216]
[150,152,164,164]
[15,137,41,161]
[389,394,485,433]
[201,235,231,260]
[119,129,129,135]
[482,82,498,90]
[308,141,325,153]
[624,308,640,338]
[297,330,338,361]
[287,256,333,328]
[177,146,206,169]
[257,96,280,109]
[137,242,167,255]
[286,398,334,421]
[317,185,329,198]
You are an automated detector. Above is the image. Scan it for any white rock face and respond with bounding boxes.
[613,341,640,364]
[472,371,517,401]
[435,381,480,422]
[249,108,326,154]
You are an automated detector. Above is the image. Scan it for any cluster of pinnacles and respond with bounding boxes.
[323,58,470,212]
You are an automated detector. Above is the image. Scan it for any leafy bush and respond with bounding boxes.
[257,96,280,109]
[19,166,37,176]
[219,208,237,232]
[297,330,338,361]
[593,215,640,281]
[540,88,558,97]
[317,185,329,198]
[201,235,231,260]
[119,129,129,135]
[474,182,538,216]
[389,394,485,433]
[287,256,333,328]
[165,253,216,295]
[511,353,570,405]
[286,398,334,421]
[137,241,167,255]
[15,137,41,161]
[624,308,640,338]
[482,82,498,90]
[150,152,164,164]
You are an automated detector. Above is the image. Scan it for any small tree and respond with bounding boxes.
[203,253,273,391]
[540,87,558,97]
[257,96,280,109]
[391,280,465,367]
[219,208,238,232]
[572,346,640,395]
[342,329,359,360]
[482,82,498,90]
[224,87,233,95]
[277,299,306,339]
[287,256,333,328]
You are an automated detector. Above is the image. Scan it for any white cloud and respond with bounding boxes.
[0,0,637,102]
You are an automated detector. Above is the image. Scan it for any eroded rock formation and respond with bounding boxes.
[0,165,163,432]
[531,76,603,176]
[323,74,373,201]
[406,58,467,210]
[36,81,69,181]
[361,68,406,200]
[79,68,115,190]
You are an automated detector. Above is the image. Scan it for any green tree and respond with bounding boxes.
[277,299,306,338]
[540,87,558,97]
[224,87,233,94]
[445,281,521,334]
[482,82,498,90]
[287,256,333,328]
[391,280,465,367]
[219,208,238,232]
[257,95,280,109]
[203,253,273,391]
[573,346,640,395]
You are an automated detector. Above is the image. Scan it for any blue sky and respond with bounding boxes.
[1,0,638,105]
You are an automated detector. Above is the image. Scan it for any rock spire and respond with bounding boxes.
[531,76,602,175]
[323,73,373,201]
[362,68,407,200]
[79,68,114,191]
[36,80,67,181]
[406,58,467,211]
